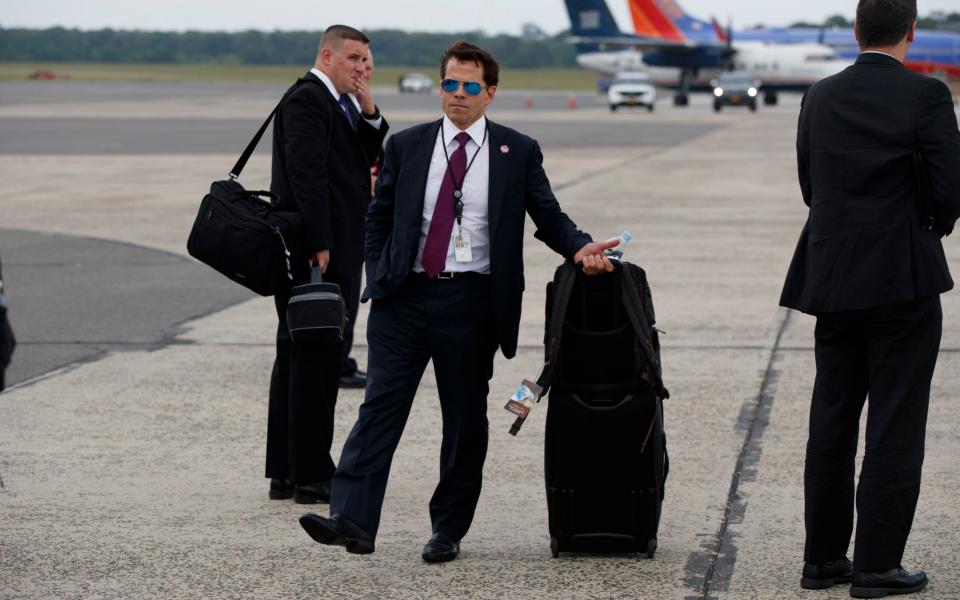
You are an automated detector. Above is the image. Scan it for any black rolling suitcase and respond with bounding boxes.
[538,261,669,559]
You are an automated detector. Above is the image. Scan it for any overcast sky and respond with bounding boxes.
[3,0,959,34]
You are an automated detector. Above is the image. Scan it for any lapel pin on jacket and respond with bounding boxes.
[500,144,510,154]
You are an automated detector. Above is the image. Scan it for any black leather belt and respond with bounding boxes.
[413,271,488,280]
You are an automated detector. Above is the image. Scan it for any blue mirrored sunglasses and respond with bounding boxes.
[440,78,486,96]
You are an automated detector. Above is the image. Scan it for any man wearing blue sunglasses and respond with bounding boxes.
[301,40,618,563]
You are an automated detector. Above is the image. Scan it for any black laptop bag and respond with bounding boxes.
[286,267,347,344]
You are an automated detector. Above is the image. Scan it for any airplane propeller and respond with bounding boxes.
[712,16,737,71]
[725,19,735,71]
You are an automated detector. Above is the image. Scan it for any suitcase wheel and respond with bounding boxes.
[646,538,657,559]
[550,537,560,559]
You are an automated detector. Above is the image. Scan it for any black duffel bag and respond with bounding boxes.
[286,266,347,344]
[188,181,303,296]
[187,78,321,296]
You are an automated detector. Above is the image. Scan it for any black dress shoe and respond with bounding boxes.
[294,481,331,504]
[339,369,367,389]
[850,567,927,598]
[299,513,375,554]
[422,533,460,563]
[801,557,853,589]
[269,478,294,500]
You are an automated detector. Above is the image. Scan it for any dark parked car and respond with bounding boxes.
[712,72,760,112]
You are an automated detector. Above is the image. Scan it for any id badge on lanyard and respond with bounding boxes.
[452,187,472,263]
[443,126,487,264]
[454,233,473,262]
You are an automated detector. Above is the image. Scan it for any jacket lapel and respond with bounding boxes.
[487,120,509,244]
[406,120,443,234]
[304,71,362,139]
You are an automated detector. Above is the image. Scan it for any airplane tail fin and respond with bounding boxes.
[564,0,623,39]
[710,17,728,44]
[628,0,715,43]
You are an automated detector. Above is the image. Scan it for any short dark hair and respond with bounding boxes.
[319,25,369,53]
[856,0,917,48]
[440,40,500,88]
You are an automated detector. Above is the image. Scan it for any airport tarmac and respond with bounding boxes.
[1,80,959,600]
[0,82,726,154]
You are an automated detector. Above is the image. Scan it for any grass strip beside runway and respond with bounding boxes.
[0,62,600,90]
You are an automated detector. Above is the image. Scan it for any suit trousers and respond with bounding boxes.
[804,295,941,572]
[265,271,347,484]
[340,269,361,376]
[330,273,497,540]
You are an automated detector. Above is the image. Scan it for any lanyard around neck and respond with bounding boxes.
[440,124,488,226]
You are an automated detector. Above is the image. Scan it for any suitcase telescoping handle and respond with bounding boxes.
[310,265,324,284]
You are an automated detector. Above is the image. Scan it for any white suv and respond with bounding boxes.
[608,72,656,112]
[398,72,433,94]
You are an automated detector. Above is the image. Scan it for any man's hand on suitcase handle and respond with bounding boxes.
[574,239,620,275]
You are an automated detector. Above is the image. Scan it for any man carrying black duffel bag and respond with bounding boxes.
[266,24,388,504]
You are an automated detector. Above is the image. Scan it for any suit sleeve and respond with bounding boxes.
[358,114,389,168]
[525,140,593,259]
[917,78,960,236]
[797,91,812,207]
[281,89,334,253]
[364,133,398,281]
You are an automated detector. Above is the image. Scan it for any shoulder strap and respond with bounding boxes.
[229,77,324,180]
[534,261,578,399]
[619,264,667,397]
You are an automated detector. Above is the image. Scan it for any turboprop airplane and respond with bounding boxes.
[564,0,850,105]
[625,0,960,99]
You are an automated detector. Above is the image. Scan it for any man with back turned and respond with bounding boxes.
[780,1,960,597]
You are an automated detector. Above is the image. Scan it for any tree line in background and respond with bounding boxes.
[0,25,577,67]
[786,11,960,30]
[1,12,957,67]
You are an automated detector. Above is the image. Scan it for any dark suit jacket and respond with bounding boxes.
[780,53,960,314]
[270,71,389,280]
[362,118,592,358]
[0,255,14,392]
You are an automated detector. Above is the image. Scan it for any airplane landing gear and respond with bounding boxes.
[673,67,695,108]
[764,90,779,106]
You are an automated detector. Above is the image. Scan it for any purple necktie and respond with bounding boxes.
[421,131,471,278]
[338,94,356,129]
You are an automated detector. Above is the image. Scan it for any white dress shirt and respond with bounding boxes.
[309,68,383,129]
[413,115,491,274]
